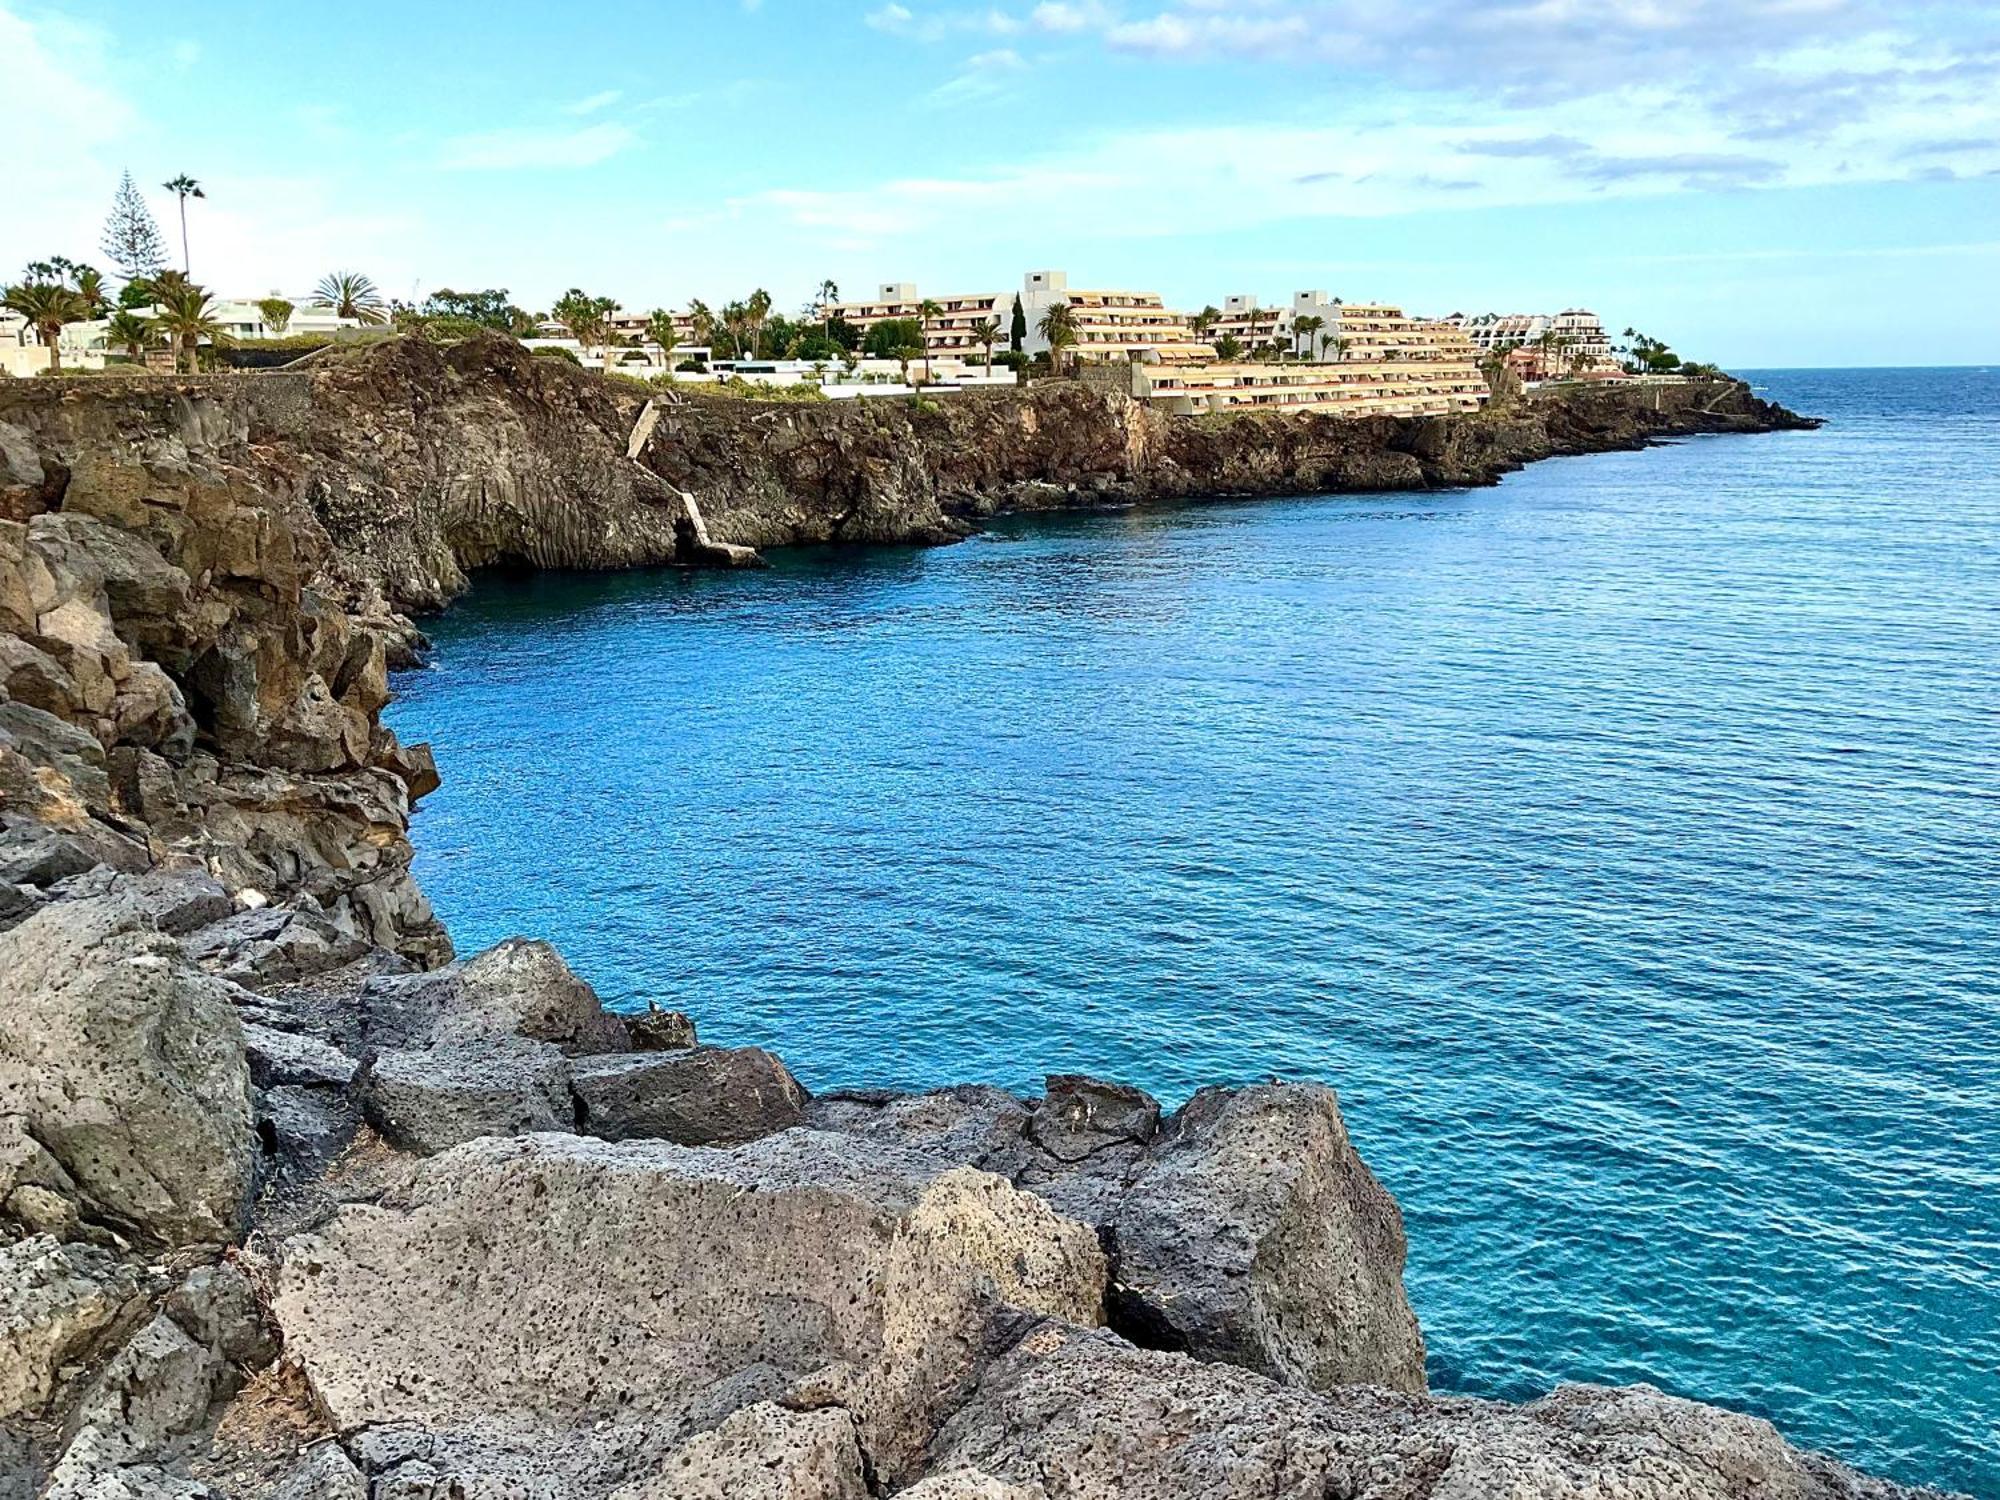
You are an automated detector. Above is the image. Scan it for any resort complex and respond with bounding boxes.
[5,251,1654,420]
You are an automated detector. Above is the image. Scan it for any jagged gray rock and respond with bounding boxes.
[355,1041,572,1155]
[266,1444,366,1500]
[1110,1082,1426,1394]
[0,1236,142,1421]
[183,906,370,986]
[0,894,255,1248]
[816,1078,1426,1395]
[928,1324,1934,1500]
[570,1046,807,1145]
[609,1402,867,1500]
[360,937,629,1054]
[272,1131,1105,1492]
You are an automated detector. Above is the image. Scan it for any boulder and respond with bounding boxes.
[1109,1083,1426,1394]
[0,1236,142,1421]
[242,1025,359,1091]
[929,1324,1939,1500]
[817,1079,1426,1395]
[627,1003,697,1052]
[0,817,99,888]
[355,1041,572,1156]
[571,1047,807,1145]
[45,867,233,936]
[183,906,371,986]
[360,937,629,1055]
[0,894,256,1248]
[610,1402,867,1500]
[1028,1075,1160,1164]
[272,1131,1106,1492]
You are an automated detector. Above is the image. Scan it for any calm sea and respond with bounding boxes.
[388,367,1999,1494]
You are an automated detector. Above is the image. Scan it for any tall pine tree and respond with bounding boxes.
[1010,294,1027,353]
[99,171,168,282]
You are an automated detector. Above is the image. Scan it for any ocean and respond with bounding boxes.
[387,367,1999,1494]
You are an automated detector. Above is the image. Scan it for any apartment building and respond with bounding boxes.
[1018,270,1212,364]
[1207,290,1344,357]
[606,308,702,348]
[1444,308,1614,367]
[820,283,1010,355]
[1132,300,1487,418]
[1133,357,1489,418]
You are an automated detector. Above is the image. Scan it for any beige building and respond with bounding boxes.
[1019,270,1212,365]
[821,283,1010,356]
[1133,300,1487,418]
[1207,290,1344,358]
[827,272,1212,364]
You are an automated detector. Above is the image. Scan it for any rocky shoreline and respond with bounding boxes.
[5,338,1947,1500]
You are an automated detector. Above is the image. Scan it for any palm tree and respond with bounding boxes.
[72,265,109,318]
[816,279,839,338]
[1535,329,1560,379]
[162,174,204,274]
[688,300,716,353]
[645,309,680,365]
[1190,305,1220,338]
[917,298,943,385]
[1037,300,1077,378]
[105,309,154,362]
[719,300,752,360]
[973,316,1001,372]
[316,272,386,325]
[1293,314,1324,362]
[746,288,772,358]
[892,338,923,389]
[152,284,226,373]
[3,279,84,373]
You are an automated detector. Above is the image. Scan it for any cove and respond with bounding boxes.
[388,368,2000,1496]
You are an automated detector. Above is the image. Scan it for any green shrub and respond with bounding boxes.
[532,346,581,365]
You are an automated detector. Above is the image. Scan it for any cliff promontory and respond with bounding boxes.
[4,340,1936,1500]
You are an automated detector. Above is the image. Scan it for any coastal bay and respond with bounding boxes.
[0,347,1984,1498]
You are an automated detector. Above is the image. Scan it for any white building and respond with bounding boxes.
[1017,270,1211,364]
[1443,308,1613,366]
[1208,290,1345,358]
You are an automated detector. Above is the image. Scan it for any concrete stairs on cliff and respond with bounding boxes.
[627,398,762,569]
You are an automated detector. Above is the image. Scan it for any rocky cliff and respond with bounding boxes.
[2,342,1941,1500]
[3,334,1812,617]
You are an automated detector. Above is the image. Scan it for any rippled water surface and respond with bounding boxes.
[389,368,1999,1493]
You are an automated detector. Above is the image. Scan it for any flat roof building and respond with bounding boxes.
[1019,270,1213,365]
[1443,308,1614,369]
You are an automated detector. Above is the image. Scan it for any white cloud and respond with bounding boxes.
[436,122,638,170]
[734,63,2000,256]
[563,88,624,115]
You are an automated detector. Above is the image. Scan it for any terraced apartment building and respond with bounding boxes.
[820,284,1010,355]
[1132,301,1489,418]
[1444,308,1614,367]
[825,271,1212,364]
[1206,290,1344,358]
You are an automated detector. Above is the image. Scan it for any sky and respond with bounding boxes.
[5,0,1998,367]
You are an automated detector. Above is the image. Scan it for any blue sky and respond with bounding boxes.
[6,0,1997,365]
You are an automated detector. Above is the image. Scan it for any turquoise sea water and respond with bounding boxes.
[388,368,1999,1494]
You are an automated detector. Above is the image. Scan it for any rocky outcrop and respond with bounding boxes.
[928,1324,1917,1500]
[273,1132,1105,1493]
[810,1077,1426,1395]
[0,337,1816,627]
